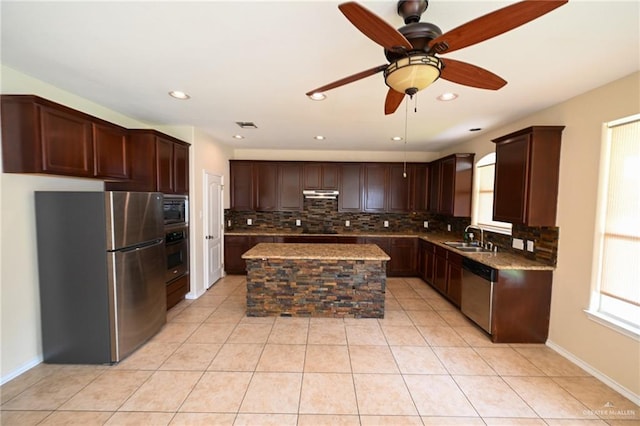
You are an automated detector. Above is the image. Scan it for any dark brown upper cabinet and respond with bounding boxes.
[492,126,564,226]
[106,129,190,195]
[338,163,364,212]
[230,161,254,211]
[408,163,429,213]
[1,95,129,180]
[278,162,303,211]
[254,162,278,211]
[303,162,338,190]
[229,160,302,212]
[363,163,388,212]
[363,163,411,213]
[428,154,474,217]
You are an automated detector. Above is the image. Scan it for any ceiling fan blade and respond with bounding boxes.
[339,2,413,51]
[429,0,567,54]
[384,88,405,115]
[306,64,387,96]
[440,58,507,90]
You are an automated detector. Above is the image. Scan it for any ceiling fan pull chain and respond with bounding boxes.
[403,96,409,178]
[414,93,418,113]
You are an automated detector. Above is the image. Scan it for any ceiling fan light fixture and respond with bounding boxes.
[384,54,442,95]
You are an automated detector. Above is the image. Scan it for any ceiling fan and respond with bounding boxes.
[306,0,568,115]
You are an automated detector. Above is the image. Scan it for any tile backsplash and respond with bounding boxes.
[224,198,558,265]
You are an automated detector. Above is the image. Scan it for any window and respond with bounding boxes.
[472,153,512,234]
[588,114,640,338]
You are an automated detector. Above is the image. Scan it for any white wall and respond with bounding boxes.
[439,72,640,400]
[187,128,233,298]
[0,66,233,382]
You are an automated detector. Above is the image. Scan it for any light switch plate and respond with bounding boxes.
[447,224,452,232]
[527,240,535,252]
[423,221,429,228]
[512,238,524,250]
[383,220,389,228]
[295,219,301,226]
[345,220,350,227]
[247,218,252,225]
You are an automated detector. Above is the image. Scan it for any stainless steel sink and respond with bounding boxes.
[443,241,491,253]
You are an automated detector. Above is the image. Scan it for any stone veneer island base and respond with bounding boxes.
[242,243,390,318]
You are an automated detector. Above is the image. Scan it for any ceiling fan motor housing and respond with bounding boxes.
[384,22,442,62]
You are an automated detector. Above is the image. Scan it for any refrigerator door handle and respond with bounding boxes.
[117,239,164,253]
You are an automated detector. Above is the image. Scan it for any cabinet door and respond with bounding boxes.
[156,137,174,194]
[93,123,129,180]
[40,105,93,176]
[224,236,251,274]
[446,252,463,307]
[438,157,456,215]
[278,163,302,210]
[106,131,156,192]
[173,143,189,195]
[303,163,322,189]
[425,243,435,284]
[409,164,429,212]
[493,134,530,223]
[428,161,441,213]
[339,163,363,212]
[433,247,448,294]
[363,163,387,212]
[388,164,410,212]
[255,162,278,211]
[230,161,254,211]
[389,238,417,276]
[321,163,339,189]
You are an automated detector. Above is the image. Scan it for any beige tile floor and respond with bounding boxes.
[1,275,638,425]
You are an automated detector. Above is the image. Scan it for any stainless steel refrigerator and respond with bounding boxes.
[35,191,166,364]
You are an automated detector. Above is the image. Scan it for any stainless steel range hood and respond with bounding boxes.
[303,189,339,199]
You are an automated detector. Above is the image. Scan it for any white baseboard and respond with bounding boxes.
[546,339,640,406]
[1,356,43,386]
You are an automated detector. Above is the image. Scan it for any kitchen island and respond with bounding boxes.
[242,243,390,318]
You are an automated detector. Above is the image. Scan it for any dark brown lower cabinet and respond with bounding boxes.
[167,274,189,310]
[492,269,553,343]
[446,252,463,307]
[224,235,277,274]
[433,246,448,294]
[389,238,417,277]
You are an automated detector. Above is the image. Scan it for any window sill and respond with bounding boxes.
[584,310,640,341]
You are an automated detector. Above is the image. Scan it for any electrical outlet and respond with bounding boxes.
[423,221,429,228]
[383,220,389,228]
[345,220,350,227]
[447,224,452,232]
[527,240,535,252]
[247,218,252,225]
[227,220,231,227]
[512,238,524,250]
[295,219,301,226]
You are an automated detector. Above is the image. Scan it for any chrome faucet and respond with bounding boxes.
[464,225,484,247]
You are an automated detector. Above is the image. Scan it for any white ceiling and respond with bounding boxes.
[2,1,639,152]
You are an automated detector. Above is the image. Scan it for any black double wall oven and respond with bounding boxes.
[163,195,189,286]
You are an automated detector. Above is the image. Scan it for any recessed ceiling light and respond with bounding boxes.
[314,135,326,140]
[391,136,403,141]
[469,128,482,132]
[437,92,458,101]
[168,90,190,100]
[308,92,326,101]
[232,134,245,139]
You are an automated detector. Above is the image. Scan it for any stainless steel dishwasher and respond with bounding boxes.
[461,258,497,334]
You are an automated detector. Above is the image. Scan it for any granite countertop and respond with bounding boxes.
[242,243,391,261]
[227,230,554,271]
